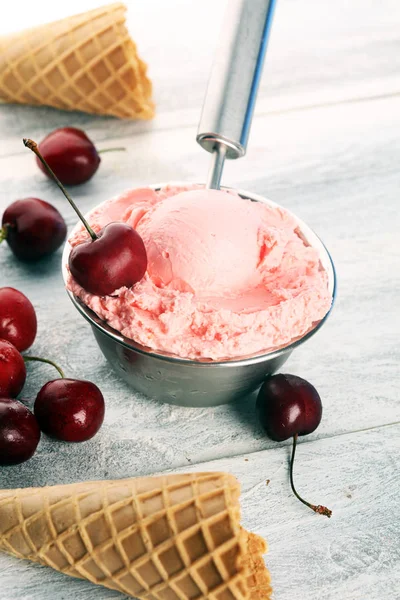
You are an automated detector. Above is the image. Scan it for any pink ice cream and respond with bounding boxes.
[67,184,331,360]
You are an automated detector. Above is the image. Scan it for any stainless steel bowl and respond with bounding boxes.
[61,185,336,407]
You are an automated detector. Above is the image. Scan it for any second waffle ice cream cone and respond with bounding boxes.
[0,472,271,599]
[0,3,154,119]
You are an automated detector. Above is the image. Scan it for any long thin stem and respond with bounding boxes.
[24,356,65,379]
[23,138,97,242]
[98,147,126,154]
[290,434,332,518]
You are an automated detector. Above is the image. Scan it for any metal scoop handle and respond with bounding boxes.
[197,0,277,188]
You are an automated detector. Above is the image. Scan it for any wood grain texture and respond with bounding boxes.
[0,425,399,600]
[1,0,400,155]
[0,95,399,492]
[1,0,400,598]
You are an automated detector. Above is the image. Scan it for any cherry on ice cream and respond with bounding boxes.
[69,222,147,296]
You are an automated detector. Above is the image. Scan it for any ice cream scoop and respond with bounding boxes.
[140,188,267,296]
[197,0,277,188]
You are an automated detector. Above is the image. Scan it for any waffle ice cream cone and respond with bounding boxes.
[0,472,271,599]
[0,3,154,119]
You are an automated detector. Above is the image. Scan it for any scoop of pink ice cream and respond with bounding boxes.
[67,184,332,360]
[137,189,264,295]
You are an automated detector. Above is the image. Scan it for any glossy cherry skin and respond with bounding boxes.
[37,127,100,185]
[34,379,105,442]
[256,374,322,442]
[0,339,26,398]
[69,222,147,296]
[2,198,67,261]
[0,398,40,465]
[0,287,37,351]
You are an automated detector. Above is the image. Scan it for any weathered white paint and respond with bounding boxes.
[0,1,399,598]
[1,0,400,155]
[0,427,399,600]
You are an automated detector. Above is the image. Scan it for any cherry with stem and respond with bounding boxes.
[257,373,333,518]
[23,350,105,443]
[24,138,147,296]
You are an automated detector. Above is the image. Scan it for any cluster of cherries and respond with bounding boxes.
[0,287,105,466]
[0,129,145,467]
[1,129,148,296]
[0,128,99,262]
[0,127,331,517]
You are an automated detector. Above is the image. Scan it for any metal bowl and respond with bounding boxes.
[61,185,336,407]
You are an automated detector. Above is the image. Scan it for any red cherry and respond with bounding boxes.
[0,287,37,351]
[69,222,147,296]
[257,374,332,518]
[256,374,322,442]
[34,379,105,442]
[0,339,26,398]
[0,398,40,465]
[37,127,100,185]
[1,198,67,261]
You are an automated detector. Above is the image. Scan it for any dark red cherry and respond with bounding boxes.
[257,374,331,517]
[0,398,40,465]
[34,379,105,442]
[1,198,67,261]
[69,222,147,296]
[0,287,37,351]
[0,339,26,397]
[37,127,100,185]
[256,373,322,441]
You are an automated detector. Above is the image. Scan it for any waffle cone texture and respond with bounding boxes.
[0,3,154,119]
[0,472,272,599]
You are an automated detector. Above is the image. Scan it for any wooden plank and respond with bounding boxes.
[0,424,399,599]
[0,94,399,491]
[1,0,400,155]
[1,2,399,599]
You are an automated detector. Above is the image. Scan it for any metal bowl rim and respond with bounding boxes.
[61,182,337,368]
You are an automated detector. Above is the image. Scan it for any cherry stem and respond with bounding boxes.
[289,434,332,518]
[24,356,65,379]
[98,147,126,154]
[23,138,97,242]
[0,225,7,244]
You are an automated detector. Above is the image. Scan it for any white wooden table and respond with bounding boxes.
[1,1,399,599]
